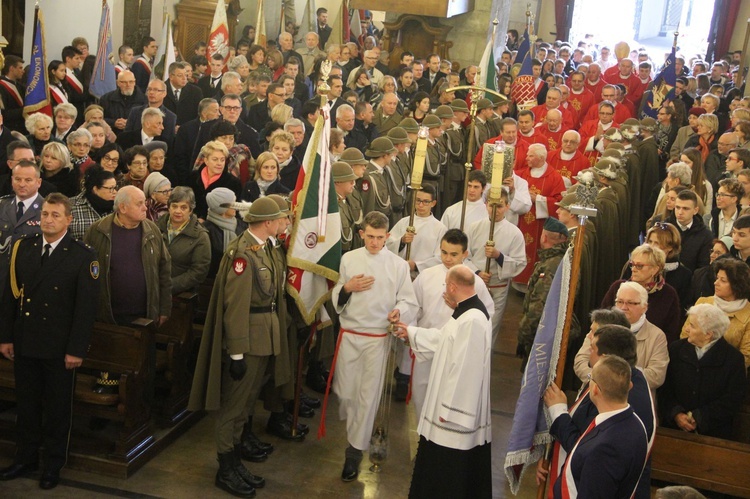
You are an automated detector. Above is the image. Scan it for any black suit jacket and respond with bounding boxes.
[115,131,172,152]
[318,25,332,49]
[198,74,223,99]
[125,104,178,144]
[173,118,203,185]
[0,232,99,359]
[0,77,26,132]
[164,82,203,125]
[246,101,272,133]
[192,118,262,166]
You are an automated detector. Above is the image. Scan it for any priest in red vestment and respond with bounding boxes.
[547,130,589,187]
[579,101,620,166]
[535,109,568,152]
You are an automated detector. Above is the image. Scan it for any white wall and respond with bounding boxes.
[23,0,126,62]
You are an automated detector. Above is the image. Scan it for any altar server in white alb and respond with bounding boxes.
[386,184,446,274]
[408,229,494,416]
[441,170,489,231]
[465,188,526,346]
[325,211,417,483]
[395,265,493,499]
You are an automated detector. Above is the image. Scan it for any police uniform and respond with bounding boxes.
[0,231,99,482]
[0,193,44,303]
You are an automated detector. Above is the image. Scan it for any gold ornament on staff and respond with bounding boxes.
[485,141,505,274]
[405,127,429,261]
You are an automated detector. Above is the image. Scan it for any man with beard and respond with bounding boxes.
[99,70,147,136]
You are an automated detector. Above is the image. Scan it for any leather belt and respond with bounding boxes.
[250,304,276,313]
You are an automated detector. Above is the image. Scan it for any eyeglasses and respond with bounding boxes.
[222,106,242,112]
[614,299,642,307]
[100,185,118,193]
[415,199,434,205]
[146,88,165,93]
[272,93,287,98]
[155,188,173,195]
[716,192,737,198]
[628,261,653,270]
[130,160,148,166]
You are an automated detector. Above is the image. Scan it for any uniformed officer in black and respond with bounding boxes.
[0,193,100,490]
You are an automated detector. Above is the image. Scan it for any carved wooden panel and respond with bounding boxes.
[174,0,237,60]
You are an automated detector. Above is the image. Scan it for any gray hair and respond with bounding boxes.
[66,128,92,146]
[589,308,630,328]
[198,98,218,117]
[141,107,165,126]
[25,113,53,134]
[326,44,340,56]
[336,104,355,119]
[284,118,305,130]
[655,486,707,499]
[687,303,731,340]
[528,143,548,160]
[667,162,692,186]
[221,71,242,91]
[113,185,144,213]
[617,281,649,306]
[53,103,78,120]
[168,186,196,211]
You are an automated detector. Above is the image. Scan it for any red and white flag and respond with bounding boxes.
[207,0,230,66]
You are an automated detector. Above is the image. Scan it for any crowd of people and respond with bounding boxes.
[0,7,749,497]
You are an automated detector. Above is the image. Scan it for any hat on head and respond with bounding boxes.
[721,235,734,251]
[422,114,441,129]
[488,93,509,106]
[603,127,623,142]
[210,120,238,139]
[386,127,410,144]
[449,99,469,112]
[398,117,419,133]
[144,140,168,154]
[601,149,623,164]
[476,98,493,111]
[143,172,170,198]
[206,187,236,215]
[640,117,657,132]
[438,82,451,94]
[622,118,640,128]
[556,192,578,209]
[605,142,625,151]
[339,147,368,165]
[543,217,569,237]
[266,194,291,215]
[434,105,454,120]
[332,161,358,182]
[243,196,285,223]
[593,159,619,179]
[365,137,397,158]
[689,106,707,117]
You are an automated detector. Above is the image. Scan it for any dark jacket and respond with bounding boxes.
[0,232,99,358]
[115,130,172,152]
[44,168,79,197]
[172,118,202,185]
[203,217,246,278]
[156,214,211,293]
[246,101,272,132]
[278,156,302,191]
[163,81,204,125]
[665,214,713,272]
[241,179,291,202]
[190,167,242,220]
[197,74,222,99]
[347,119,379,154]
[659,337,746,439]
[193,118,262,165]
[125,104,178,144]
[99,87,147,133]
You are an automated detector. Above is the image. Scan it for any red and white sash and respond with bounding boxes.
[0,78,23,107]
[134,56,152,75]
[50,85,68,105]
[65,69,84,94]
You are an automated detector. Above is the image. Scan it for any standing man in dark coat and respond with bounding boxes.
[316,8,332,49]
[0,193,99,490]
[164,62,203,126]
[99,70,147,136]
[0,55,26,133]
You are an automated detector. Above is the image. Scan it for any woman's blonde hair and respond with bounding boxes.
[254,151,279,180]
[271,103,293,125]
[268,130,295,150]
[631,243,666,272]
[200,140,229,159]
[84,104,105,121]
[41,141,72,170]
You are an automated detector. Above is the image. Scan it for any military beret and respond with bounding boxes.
[434,105,454,120]
[365,137,397,158]
[449,99,469,112]
[339,147,368,165]
[398,117,419,133]
[543,217,569,237]
[422,114,442,129]
[332,161,358,182]
[386,126,411,144]
[243,197,285,223]
[476,98,493,111]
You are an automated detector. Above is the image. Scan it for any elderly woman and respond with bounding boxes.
[145,140,177,184]
[206,121,253,186]
[41,141,78,197]
[684,113,719,165]
[602,244,682,342]
[241,151,290,202]
[645,222,693,310]
[191,140,242,219]
[203,188,247,278]
[52,103,77,142]
[270,130,300,191]
[121,146,150,190]
[143,171,171,221]
[83,104,117,144]
[660,303,747,439]
[684,257,750,367]
[25,113,58,159]
[70,165,117,240]
[371,75,398,109]
[67,128,95,181]
[228,54,251,82]
[576,282,670,394]
[156,186,210,294]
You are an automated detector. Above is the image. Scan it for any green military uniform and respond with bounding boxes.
[372,108,403,135]
[360,138,397,221]
[472,99,494,153]
[385,127,412,227]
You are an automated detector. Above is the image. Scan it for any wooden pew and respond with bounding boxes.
[154,292,197,426]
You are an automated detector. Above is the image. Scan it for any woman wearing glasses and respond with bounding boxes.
[644,222,693,315]
[69,165,117,240]
[143,172,171,222]
[120,146,150,191]
[602,244,682,343]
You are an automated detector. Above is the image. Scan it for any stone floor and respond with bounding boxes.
[0,291,575,498]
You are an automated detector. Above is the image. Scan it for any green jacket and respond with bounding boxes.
[84,214,172,323]
[157,214,211,294]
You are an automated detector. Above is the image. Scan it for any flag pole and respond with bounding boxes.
[535,186,598,499]
[405,127,428,261]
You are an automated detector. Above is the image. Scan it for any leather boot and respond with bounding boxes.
[233,445,265,489]
[306,361,329,393]
[242,416,274,454]
[215,452,255,497]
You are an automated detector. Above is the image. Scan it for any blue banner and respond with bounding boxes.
[641,46,676,119]
[23,7,51,118]
[89,1,117,99]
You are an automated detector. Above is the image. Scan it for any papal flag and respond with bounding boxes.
[504,247,572,495]
[207,0,230,66]
[286,101,342,325]
[23,5,52,118]
[89,0,117,99]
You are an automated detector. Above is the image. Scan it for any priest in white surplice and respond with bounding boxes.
[324,211,417,483]
[408,229,494,417]
[395,265,493,498]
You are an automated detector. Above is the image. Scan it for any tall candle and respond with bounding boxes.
[411,126,429,189]
[490,141,505,200]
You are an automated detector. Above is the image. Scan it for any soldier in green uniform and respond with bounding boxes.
[517,217,570,369]
[387,126,413,224]
[188,197,288,498]
[439,101,469,213]
[361,137,397,222]
[423,114,447,218]
[334,162,361,253]
[339,148,367,252]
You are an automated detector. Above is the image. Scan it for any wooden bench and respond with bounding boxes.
[0,321,155,464]
[154,292,198,425]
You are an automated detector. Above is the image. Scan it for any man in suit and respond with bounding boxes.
[116,108,170,151]
[0,55,26,133]
[164,62,203,126]
[131,36,158,93]
[99,70,147,135]
[124,79,177,144]
[193,94,262,165]
[316,8,332,49]
[173,98,219,184]
[198,54,226,99]
[425,54,447,90]
[0,142,58,198]
[0,159,45,304]
[0,193,99,490]
[246,83,287,132]
[61,46,89,125]
[279,32,304,74]
[550,350,649,499]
